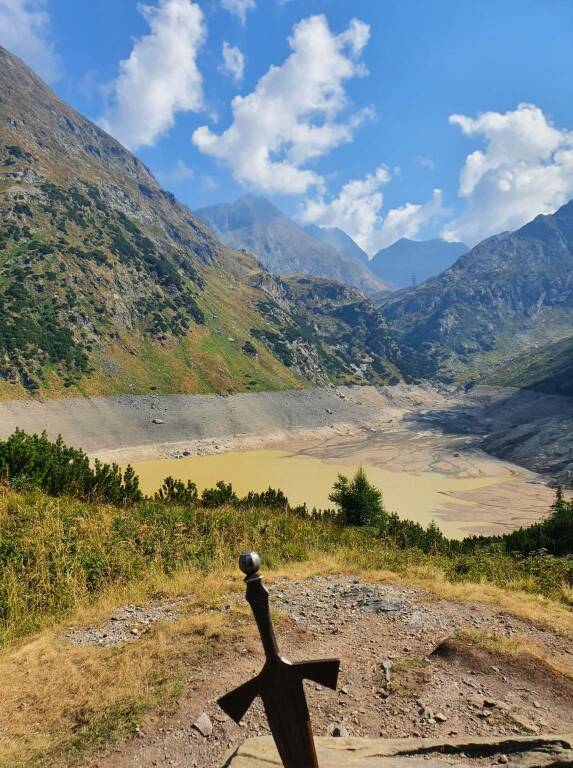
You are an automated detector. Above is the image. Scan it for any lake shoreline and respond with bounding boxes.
[0,383,567,537]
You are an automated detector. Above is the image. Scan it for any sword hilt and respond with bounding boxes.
[239,551,280,661]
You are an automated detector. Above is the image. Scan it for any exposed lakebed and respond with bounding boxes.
[0,383,561,538]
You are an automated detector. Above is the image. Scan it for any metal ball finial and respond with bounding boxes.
[239,551,261,577]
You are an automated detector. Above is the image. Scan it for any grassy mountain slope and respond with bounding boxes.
[486,335,573,396]
[0,46,405,398]
[194,194,388,295]
[378,202,573,379]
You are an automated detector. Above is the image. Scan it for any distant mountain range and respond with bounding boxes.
[302,224,370,266]
[369,238,468,288]
[378,200,573,378]
[194,195,388,294]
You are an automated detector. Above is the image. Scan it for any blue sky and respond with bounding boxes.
[1,0,573,253]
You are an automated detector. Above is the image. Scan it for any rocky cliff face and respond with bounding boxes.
[195,195,388,295]
[252,274,403,386]
[378,202,573,377]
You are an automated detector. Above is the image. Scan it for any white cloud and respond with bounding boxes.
[301,166,445,254]
[376,189,445,250]
[193,15,371,195]
[0,0,61,82]
[301,165,390,251]
[443,103,573,245]
[220,41,244,82]
[221,0,255,25]
[99,0,206,150]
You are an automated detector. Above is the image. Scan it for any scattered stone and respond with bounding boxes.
[328,723,349,737]
[192,712,213,738]
[152,418,165,424]
[65,599,182,646]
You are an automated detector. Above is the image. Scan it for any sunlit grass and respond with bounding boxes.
[0,488,572,767]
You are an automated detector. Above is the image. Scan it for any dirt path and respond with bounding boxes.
[90,576,573,768]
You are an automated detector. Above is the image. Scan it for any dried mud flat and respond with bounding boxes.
[89,575,573,768]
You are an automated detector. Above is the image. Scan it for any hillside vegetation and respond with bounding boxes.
[0,46,407,399]
[485,335,573,396]
[0,431,572,767]
[1,430,572,649]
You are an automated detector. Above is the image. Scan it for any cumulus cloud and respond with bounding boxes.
[99,0,206,149]
[220,41,244,82]
[0,0,61,82]
[443,103,573,245]
[376,190,445,250]
[221,0,255,25]
[301,166,391,251]
[193,15,371,195]
[301,166,444,254]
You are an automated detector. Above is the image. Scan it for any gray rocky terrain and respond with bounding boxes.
[0,383,570,489]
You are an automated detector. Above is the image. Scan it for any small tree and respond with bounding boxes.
[329,467,386,527]
[201,480,238,508]
[155,476,197,504]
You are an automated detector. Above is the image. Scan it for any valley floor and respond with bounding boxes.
[1,383,570,535]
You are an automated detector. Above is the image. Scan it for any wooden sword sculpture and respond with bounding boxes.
[218,552,340,768]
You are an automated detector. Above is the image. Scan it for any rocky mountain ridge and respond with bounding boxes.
[378,201,573,378]
[194,194,388,295]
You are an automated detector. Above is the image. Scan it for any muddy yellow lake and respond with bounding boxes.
[130,449,509,538]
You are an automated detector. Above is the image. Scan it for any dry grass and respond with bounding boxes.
[460,628,573,681]
[0,569,243,768]
[1,555,572,768]
[0,489,572,768]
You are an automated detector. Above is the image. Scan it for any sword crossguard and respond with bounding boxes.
[217,552,340,768]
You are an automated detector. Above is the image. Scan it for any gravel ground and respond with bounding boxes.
[90,575,573,768]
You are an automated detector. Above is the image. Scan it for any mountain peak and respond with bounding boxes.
[196,198,388,293]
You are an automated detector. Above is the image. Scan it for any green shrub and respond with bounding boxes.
[329,467,386,527]
[0,430,141,504]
